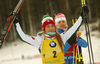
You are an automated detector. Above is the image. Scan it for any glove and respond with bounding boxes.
[67,33,77,45]
[8,12,19,23]
[14,15,19,23]
[81,5,89,17]
[7,12,16,21]
[76,31,82,38]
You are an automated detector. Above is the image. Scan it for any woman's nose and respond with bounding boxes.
[50,27,53,30]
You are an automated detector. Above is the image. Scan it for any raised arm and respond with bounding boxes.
[14,22,42,49]
[61,5,89,44]
[60,16,83,44]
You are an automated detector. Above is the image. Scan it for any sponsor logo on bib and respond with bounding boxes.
[49,41,56,48]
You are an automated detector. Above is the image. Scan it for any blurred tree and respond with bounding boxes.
[87,0,92,21]
[0,0,100,44]
[26,0,33,35]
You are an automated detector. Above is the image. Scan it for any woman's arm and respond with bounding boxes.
[76,37,88,48]
[60,16,83,44]
[14,22,42,49]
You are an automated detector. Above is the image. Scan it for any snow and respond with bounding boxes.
[0,22,100,64]
[79,23,100,63]
[0,41,42,64]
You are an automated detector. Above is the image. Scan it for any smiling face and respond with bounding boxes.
[57,20,67,29]
[45,24,56,33]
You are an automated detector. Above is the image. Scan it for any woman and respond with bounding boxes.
[55,13,88,64]
[13,6,87,64]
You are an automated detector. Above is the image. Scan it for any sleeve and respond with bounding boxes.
[60,16,83,44]
[14,22,42,49]
[76,37,88,48]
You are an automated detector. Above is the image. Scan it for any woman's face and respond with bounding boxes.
[45,24,56,33]
[57,20,67,29]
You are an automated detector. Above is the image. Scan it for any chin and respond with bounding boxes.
[50,31,56,32]
[59,27,64,29]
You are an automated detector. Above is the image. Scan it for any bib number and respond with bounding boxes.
[53,51,57,58]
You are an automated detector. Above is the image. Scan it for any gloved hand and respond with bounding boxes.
[7,12,15,22]
[14,15,19,23]
[81,5,89,17]
[8,12,19,23]
[67,33,77,45]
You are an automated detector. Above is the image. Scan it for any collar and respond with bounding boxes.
[57,28,68,34]
[44,32,56,39]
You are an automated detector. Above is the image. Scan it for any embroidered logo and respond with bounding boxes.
[47,20,50,22]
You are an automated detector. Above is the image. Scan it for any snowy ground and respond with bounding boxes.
[79,22,100,63]
[0,40,42,64]
[0,22,100,64]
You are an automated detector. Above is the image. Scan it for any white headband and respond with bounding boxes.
[55,17,67,25]
[42,17,53,24]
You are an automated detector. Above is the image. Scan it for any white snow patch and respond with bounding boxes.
[79,23,100,63]
[0,40,42,64]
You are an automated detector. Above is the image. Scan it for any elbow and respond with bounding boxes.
[76,38,88,48]
[82,43,88,48]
